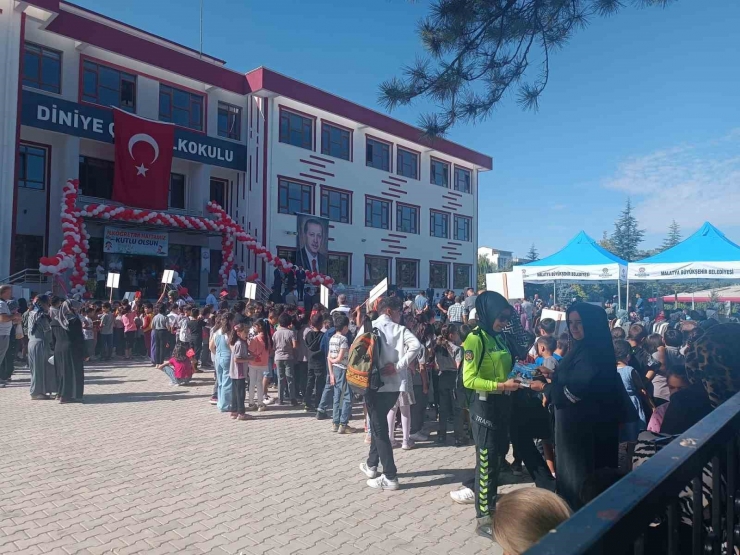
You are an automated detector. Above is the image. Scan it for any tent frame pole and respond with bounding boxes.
[617,279,621,311]
[626,279,630,313]
[553,281,556,307]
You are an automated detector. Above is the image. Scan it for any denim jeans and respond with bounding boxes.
[162,364,190,386]
[317,379,334,414]
[215,355,232,412]
[99,333,113,360]
[276,360,295,403]
[331,365,352,426]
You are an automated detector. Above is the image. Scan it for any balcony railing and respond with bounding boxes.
[524,391,740,555]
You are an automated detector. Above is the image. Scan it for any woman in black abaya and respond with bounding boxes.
[542,303,631,510]
[50,299,85,403]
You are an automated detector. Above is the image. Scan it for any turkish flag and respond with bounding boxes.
[112,108,174,210]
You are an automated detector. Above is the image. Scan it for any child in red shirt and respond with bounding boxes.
[157,343,195,386]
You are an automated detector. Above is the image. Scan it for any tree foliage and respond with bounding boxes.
[477,254,495,289]
[380,0,675,136]
[598,230,616,254]
[610,198,645,262]
[527,243,539,261]
[660,219,682,252]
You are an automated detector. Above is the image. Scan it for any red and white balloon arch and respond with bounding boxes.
[39,179,335,296]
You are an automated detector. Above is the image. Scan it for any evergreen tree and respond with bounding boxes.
[526,243,539,262]
[380,0,674,136]
[610,198,645,262]
[598,231,616,254]
[661,220,682,251]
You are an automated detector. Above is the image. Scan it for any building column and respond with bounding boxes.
[48,135,81,256]
[189,163,211,299]
[0,2,22,278]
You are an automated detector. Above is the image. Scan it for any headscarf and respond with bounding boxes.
[474,291,512,337]
[685,323,740,409]
[51,299,80,331]
[28,295,50,335]
[562,302,617,371]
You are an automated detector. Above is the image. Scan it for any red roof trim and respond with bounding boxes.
[248,68,492,170]
[44,10,248,94]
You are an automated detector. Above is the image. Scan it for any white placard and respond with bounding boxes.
[367,278,388,307]
[161,269,175,284]
[106,272,120,289]
[123,292,136,302]
[540,309,567,336]
[22,288,30,301]
[485,271,524,300]
[244,282,257,300]
[320,285,330,308]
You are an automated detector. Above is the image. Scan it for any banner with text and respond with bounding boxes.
[104,227,169,257]
[628,261,740,281]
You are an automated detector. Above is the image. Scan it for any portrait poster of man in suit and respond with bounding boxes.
[296,214,329,275]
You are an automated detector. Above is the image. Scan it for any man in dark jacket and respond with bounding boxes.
[304,313,326,412]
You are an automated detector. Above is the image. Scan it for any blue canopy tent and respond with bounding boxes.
[513,231,628,307]
[628,222,740,308]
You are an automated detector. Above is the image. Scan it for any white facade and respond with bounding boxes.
[478,247,513,271]
[259,93,482,290]
[2,1,491,296]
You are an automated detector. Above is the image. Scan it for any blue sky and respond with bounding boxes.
[76,0,740,259]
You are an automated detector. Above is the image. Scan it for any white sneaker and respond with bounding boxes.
[263,396,274,405]
[359,462,378,478]
[409,431,428,442]
[450,486,475,504]
[367,475,399,491]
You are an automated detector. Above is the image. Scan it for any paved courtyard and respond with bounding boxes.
[1,360,531,555]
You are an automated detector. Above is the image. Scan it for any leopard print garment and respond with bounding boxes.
[685,323,740,408]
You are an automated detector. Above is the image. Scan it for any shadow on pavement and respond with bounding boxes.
[396,467,473,489]
[81,391,209,404]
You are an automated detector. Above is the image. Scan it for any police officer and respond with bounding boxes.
[461,291,522,538]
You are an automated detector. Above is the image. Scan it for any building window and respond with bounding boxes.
[396,259,418,288]
[12,235,44,274]
[431,159,449,187]
[159,84,204,131]
[321,187,351,224]
[210,178,226,207]
[365,197,390,230]
[82,60,136,112]
[277,247,297,265]
[365,256,390,287]
[328,253,350,285]
[279,108,313,150]
[454,264,472,289]
[454,167,472,193]
[278,179,313,215]
[366,137,390,171]
[217,102,241,140]
[396,147,419,180]
[17,143,47,190]
[454,215,472,242]
[321,123,351,161]
[78,156,114,199]
[429,262,449,289]
[430,210,449,238]
[169,173,186,209]
[396,203,419,235]
[23,42,61,94]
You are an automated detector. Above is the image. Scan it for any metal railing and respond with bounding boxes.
[525,391,740,555]
[0,268,51,286]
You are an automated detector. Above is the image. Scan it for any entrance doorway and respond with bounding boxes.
[109,255,163,299]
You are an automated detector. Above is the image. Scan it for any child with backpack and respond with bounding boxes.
[328,314,353,434]
[303,313,326,413]
[434,324,464,445]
